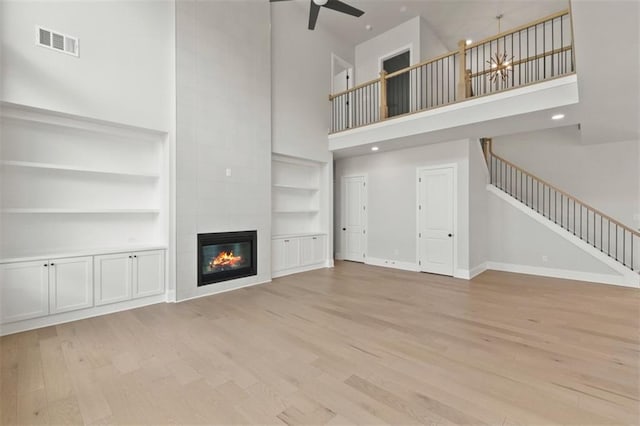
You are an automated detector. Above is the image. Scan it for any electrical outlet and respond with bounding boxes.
[542,255,549,263]
[225,168,232,177]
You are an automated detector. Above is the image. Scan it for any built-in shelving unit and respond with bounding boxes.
[1,160,160,178]
[0,102,168,260]
[271,154,331,277]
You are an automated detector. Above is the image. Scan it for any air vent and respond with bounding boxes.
[36,26,79,57]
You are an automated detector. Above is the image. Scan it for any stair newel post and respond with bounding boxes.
[379,70,389,120]
[457,40,468,101]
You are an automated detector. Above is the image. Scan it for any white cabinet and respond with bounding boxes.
[301,235,325,266]
[272,234,326,277]
[94,253,132,306]
[95,250,165,306]
[133,250,165,298]
[0,261,49,323]
[1,255,93,323]
[49,256,93,314]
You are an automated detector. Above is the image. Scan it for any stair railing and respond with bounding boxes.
[483,139,639,273]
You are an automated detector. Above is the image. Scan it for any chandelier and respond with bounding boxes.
[487,14,514,84]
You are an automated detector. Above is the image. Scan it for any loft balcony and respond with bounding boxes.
[328,10,579,155]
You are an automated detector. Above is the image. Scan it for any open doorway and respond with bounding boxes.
[382,50,410,117]
[331,54,353,129]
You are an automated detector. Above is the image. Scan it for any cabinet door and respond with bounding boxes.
[0,261,49,323]
[49,256,93,314]
[301,236,326,266]
[272,239,286,272]
[283,238,301,269]
[311,235,326,264]
[300,237,315,266]
[94,253,132,306]
[132,250,165,298]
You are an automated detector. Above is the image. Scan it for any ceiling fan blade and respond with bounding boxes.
[269,0,292,2]
[308,1,321,30]
[323,0,364,17]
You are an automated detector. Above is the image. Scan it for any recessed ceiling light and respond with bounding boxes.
[400,6,407,12]
[365,24,372,31]
[371,146,379,151]
[465,39,473,45]
[552,114,565,120]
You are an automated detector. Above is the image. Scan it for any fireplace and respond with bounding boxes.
[197,231,257,286]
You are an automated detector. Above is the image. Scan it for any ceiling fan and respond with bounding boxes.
[270,0,365,31]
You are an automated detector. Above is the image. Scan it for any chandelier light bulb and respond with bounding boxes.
[313,0,328,5]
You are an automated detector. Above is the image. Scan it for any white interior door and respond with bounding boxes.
[342,176,366,262]
[418,166,455,276]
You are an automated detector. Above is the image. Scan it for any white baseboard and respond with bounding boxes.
[335,252,344,260]
[456,263,488,279]
[486,261,639,288]
[165,289,176,303]
[365,257,420,272]
[272,262,329,279]
[325,258,335,268]
[0,293,167,337]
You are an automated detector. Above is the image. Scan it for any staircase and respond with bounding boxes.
[481,139,639,275]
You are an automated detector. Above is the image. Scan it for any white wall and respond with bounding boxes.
[175,0,271,301]
[271,2,353,163]
[492,126,639,229]
[487,188,631,285]
[0,0,174,131]
[468,139,489,273]
[334,139,471,274]
[354,17,421,85]
[419,17,449,61]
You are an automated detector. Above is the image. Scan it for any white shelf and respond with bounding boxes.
[273,209,319,214]
[0,244,167,264]
[273,183,319,191]
[1,208,160,214]
[1,160,159,178]
[273,232,327,239]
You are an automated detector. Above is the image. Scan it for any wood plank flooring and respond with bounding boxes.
[1,261,639,425]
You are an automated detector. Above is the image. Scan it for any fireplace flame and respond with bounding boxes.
[210,251,243,269]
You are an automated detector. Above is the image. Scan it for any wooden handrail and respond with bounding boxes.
[465,9,570,50]
[488,147,640,237]
[328,78,380,101]
[384,50,458,80]
[328,9,570,100]
[469,45,573,79]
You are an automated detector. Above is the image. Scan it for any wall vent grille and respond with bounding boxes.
[36,26,79,57]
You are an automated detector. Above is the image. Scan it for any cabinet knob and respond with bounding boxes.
[448,233,453,237]
[50,263,55,266]
[284,240,289,243]
[44,264,48,267]
[133,255,137,258]
[129,256,132,258]
[312,237,317,240]
[342,228,346,231]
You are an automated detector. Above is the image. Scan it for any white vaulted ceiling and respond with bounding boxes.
[273,0,568,49]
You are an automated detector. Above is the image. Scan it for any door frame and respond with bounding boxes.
[331,53,353,94]
[340,174,368,262]
[415,163,458,275]
[379,45,415,115]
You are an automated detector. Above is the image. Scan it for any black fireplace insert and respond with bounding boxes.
[197,230,257,286]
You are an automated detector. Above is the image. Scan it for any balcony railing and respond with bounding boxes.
[329,9,574,134]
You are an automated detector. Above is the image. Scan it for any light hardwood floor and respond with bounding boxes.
[1,261,639,425]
